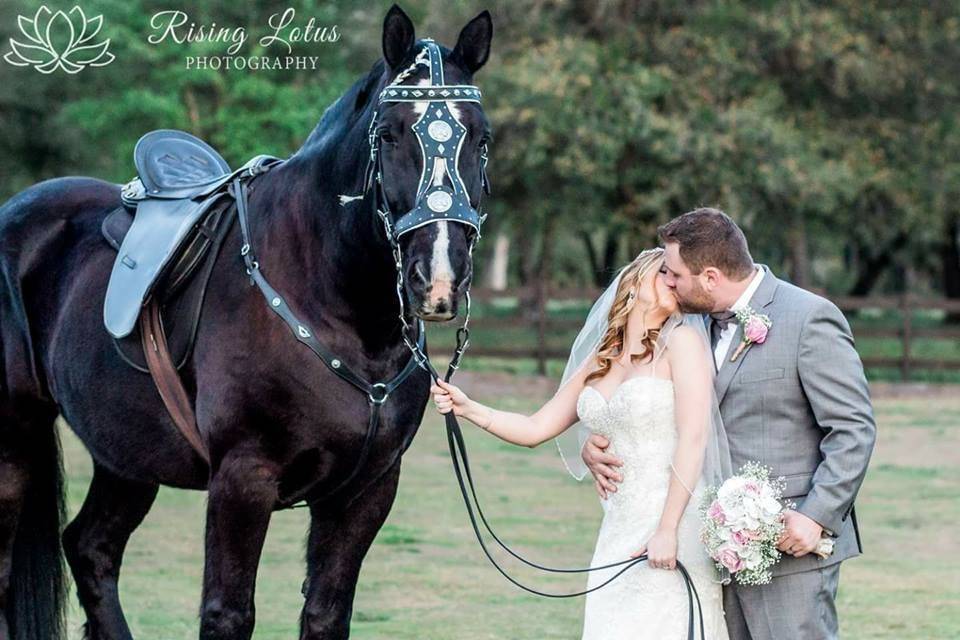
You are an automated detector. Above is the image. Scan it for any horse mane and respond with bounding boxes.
[297,59,387,157]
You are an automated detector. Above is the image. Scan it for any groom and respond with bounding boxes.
[581,208,876,640]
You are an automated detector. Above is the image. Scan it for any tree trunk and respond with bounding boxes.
[517,228,538,317]
[581,228,622,287]
[534,215,557,375]
[484,232,510,291]
[787,211,811,288]
[600,230,620,286]
[941,212,960,323]
[847,231,908,296]
[580,230,600,281]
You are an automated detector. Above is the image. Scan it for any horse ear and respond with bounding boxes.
[453,10,493,74]
[382,5,416,69]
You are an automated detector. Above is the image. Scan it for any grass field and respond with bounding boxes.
[59,371,960,639]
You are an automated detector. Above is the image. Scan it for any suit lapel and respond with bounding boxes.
[714,266,779,403]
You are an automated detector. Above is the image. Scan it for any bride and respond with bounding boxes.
[430,247,731,639]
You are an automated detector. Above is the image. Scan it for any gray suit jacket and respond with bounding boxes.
[712,266,876,577]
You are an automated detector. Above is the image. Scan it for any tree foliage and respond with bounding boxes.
[0,0,956,296]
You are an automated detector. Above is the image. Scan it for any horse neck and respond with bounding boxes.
[244,140,407,352]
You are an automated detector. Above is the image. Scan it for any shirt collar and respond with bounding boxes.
[729,265,765,313]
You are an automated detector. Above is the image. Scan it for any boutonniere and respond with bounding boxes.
[730,306,772,363]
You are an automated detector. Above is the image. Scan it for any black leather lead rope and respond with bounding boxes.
[231,173,425,509]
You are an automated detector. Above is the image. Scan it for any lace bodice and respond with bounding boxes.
[577,376,683,513]
[576,375,729,640]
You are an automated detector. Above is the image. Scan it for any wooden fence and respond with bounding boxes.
[454,288,960,380]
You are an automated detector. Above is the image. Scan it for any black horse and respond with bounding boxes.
[0,6,492,639]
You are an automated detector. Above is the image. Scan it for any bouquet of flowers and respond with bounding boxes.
[699,462,793,586]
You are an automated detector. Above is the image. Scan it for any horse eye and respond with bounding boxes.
[376,125,396,145]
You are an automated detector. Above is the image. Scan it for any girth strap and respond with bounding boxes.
[140,299,210,463]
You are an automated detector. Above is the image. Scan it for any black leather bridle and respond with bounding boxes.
[364,38,490,378]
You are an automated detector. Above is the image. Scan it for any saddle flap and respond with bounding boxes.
[134,129,231,195]
[103,193,228,339]
[101,198,235,372]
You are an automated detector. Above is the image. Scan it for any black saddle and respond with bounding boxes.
[104,129,282,340]
[134,128,233,197]
[102,129,282,371]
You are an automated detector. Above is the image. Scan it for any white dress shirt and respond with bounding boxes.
[713,266,765,370]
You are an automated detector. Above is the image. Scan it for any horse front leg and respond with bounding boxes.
[299,459,402,640]
[199,452,278,640]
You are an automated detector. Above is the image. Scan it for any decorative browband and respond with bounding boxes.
[378,85,482,103]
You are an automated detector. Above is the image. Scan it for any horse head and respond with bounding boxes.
[372,5,493,322]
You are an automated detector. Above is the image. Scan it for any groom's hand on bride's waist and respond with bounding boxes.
[776,509,824,558]
[582,433,624,500]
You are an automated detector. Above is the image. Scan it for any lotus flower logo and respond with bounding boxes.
[4,6,115,74]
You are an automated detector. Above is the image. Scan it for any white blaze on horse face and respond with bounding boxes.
[430,158,449,187]
[428,221,455,306]
[411,78,459,310]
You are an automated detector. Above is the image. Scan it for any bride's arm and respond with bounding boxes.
[660,326,712,528]
[430,359,593,448]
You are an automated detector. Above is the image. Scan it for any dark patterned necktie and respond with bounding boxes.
[709,310,736,352]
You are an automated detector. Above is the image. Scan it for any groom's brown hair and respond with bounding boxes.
[657,207,754,279]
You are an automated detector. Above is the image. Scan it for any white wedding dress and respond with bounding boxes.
[577,374,729,640]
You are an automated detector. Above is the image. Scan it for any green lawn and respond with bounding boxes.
[60,373,959,639]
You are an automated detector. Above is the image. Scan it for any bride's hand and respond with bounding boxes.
[630,527,678,570]
[430,379,472,417]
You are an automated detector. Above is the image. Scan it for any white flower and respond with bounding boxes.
[717,476,748,501]
[762,495,781,517]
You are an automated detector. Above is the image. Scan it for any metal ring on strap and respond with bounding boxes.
[368,382,390,405]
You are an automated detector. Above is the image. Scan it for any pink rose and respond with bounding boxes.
[744,317,768,343]
[708,501,726,524]
[716,547,745,573]
[730,530,756,547]
[744,481,760,495]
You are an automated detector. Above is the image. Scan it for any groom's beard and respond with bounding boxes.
[675,280,716,314]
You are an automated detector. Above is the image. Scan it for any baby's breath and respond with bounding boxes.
[699,462,791,585]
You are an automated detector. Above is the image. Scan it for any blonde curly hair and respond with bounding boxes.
[584,248,667,385]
